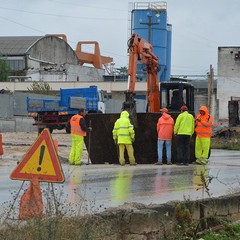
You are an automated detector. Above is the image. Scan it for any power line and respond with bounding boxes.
[0,15,128,63]
[0,15,46,34]
[47,0,126,12]
[0,6,125,21]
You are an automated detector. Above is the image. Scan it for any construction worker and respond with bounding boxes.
[69,108,91,165]
[174,105,195,165]
[155,107,174,165]
[112,110,137,166]
[195,106,213,165]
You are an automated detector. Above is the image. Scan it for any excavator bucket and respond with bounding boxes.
[85,112,195,164]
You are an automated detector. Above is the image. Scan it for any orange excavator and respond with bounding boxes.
[123,33,160,116]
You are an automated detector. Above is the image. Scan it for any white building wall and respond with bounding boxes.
[26,61,104,82]
[217,47,240,119]
[0,81,143,92]
[37,65,105,82]
[67,65,104,82]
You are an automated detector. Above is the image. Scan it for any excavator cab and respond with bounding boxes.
[160,81,194,112]
[122,91,138,127]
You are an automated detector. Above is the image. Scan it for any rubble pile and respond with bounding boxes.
[212,127,240,150]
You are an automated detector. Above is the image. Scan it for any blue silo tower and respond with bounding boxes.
[129,2,172,82]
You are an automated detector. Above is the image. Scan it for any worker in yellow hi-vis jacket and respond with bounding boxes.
[112,111,137,166]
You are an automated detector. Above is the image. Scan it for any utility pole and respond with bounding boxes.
[207,64,214,112]
[140,15,159,43]
[139,14,160,83]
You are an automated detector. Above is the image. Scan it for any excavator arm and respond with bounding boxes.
[122,34,160,117]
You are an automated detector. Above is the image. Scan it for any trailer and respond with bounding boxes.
[27,86,105,133]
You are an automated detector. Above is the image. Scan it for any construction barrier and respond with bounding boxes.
[19,178,43,220]
[54,140,58,152]
[0,134,3,156]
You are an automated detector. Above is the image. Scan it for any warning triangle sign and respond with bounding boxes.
[10,129,65,183]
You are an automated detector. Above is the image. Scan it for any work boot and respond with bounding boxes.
[130,162,137,166]
[167,162,172,165]
[75,162,83,166]
[196,158,202,164]
[200,158,207,165]
[155,161,162,165]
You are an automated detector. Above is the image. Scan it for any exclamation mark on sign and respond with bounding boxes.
[37,145,45,172]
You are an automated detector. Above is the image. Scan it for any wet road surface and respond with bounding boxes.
[1,149,240,218]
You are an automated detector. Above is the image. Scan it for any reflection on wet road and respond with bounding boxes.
[1,149,240,217]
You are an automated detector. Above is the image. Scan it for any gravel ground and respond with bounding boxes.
[0,130,89,163]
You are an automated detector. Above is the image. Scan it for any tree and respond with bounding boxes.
[27,81,52,95]
[0,57,10,82]
[117,66,128,75]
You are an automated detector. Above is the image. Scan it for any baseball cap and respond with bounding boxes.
[160,107,168,113]
[180,105,188,111]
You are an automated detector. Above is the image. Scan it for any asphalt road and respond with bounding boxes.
[1,147,240,219]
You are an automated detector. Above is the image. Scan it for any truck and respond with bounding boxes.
[84,34,195,164]
[27,86,105,134]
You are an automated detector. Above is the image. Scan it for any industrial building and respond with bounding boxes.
[0,35,107,82]
[217,47,240,120]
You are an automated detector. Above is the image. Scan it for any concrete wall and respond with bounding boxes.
[218,47,240,119]
[0,92,58,133]
[78,194,240,239]
[0,92,59,118]
[65,65,105,82]
[38,65,105,82]
[0,117,36,132]
[0,94,14,118]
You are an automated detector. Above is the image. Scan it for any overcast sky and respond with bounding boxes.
[0,0,239,76]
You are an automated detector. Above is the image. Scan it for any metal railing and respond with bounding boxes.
[129,2,167,11]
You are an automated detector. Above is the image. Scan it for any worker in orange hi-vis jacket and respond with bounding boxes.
[195,105,213,165]
[69,108,91,165]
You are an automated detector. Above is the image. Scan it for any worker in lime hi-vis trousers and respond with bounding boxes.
[195,105,213,165]
[69,108,91,165]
